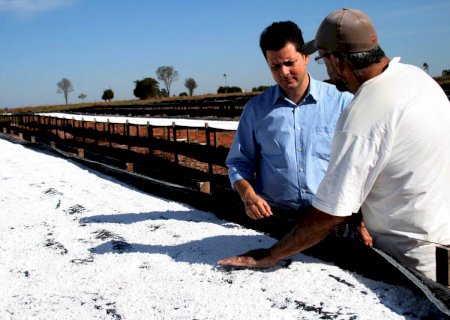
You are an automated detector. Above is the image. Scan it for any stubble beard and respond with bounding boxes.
[334,79,351,92]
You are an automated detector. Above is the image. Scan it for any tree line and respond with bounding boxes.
[56,65,199,105]
[56,64,277,105]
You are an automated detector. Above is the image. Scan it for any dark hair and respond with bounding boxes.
[336,46,386,69]
[259,21,305,58]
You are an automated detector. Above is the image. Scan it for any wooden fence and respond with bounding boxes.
[69,96,251,119]
[0,113,245,214]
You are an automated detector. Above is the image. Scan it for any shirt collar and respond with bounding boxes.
[306,76,320,104]
[272,86,285,105]
[272,74,318,106]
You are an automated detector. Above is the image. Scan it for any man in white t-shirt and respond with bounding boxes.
[218,8,450,282]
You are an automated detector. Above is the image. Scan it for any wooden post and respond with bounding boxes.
[436,246,450,287]
[214,130,219,148]
[146,121,152,156]
[78,148,85,158]
[126,120,130,150]
[55,118,59,139]
[126,162,134,172]
[71,117,76,142]
[147,121,153,139]
[63,118,67,140]
[172,122,178,164]
[205,123,213,183]
[81,118,86,143]
[94,118,98,145]
[107,120,112,148]
[136,123,141,138]
[198,181,211,194]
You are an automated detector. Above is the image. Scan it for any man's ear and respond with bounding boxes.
[304,53,310,65]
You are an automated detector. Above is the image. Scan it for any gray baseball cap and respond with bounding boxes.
[303,8,378,55]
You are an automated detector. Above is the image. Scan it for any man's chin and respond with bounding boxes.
[280,81,297,92]
[334,80,351,93]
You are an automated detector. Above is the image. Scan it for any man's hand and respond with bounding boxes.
[243,193,272,220]
[357,223,373,247]
[218,208,347,271]
[234,180,272,220]
[217,249,277,268]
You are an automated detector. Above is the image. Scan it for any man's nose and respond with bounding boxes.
[280,65,290,77]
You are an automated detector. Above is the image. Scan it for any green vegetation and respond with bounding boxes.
[184,78,198,96]
[217,86,242,94]
[102,89,114,102]
[133,77,160,100]
[252,85,271,92]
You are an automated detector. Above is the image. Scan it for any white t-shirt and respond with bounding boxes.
[312,58,450,280]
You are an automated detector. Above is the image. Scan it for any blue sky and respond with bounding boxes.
[1,0,449,108]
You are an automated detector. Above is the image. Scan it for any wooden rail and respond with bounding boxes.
[66,93,255,118]
[0,113,238,200]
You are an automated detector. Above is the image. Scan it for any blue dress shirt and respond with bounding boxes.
[226,76,354,210]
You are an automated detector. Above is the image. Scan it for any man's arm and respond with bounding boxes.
[218,207,348,268]
[234,179,272,220]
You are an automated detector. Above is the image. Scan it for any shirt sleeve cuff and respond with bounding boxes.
[228,173,244,190]
[312,198,354,217]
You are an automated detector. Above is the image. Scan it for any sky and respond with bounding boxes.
[0,0,449,108]
[0,136,445,319]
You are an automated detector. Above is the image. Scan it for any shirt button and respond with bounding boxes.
[299,168,304,172]
[297,148,302,152]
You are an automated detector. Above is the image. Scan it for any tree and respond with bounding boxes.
[217,86,242,94]
[78,93,87,101]
[422,62,429,74]
[57,78,74,105]
[442,69,450,76]
[252,85,271,92]
[133,77,159,100]
[184,78,198,96]
[102,89,114,102]
[159,88,168,97]
[156,66,179,97]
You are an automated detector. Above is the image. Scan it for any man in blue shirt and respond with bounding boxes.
[226,21,358,239]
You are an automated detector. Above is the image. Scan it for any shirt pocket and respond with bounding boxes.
[313,127,335,161]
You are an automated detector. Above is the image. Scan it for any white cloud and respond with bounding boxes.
[0,0,76,16]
